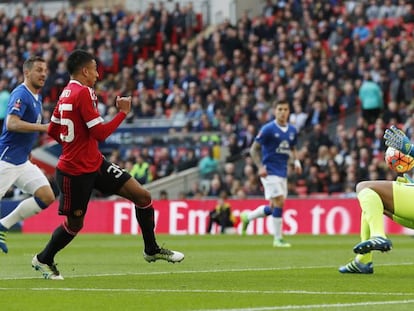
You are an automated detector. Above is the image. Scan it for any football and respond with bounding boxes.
[385,146,414,173]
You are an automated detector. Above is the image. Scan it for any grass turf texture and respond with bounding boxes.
[1,234,414,310]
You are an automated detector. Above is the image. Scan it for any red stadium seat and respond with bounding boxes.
[60,41,76,52]
[195,13,203,33]
[171,26,178,44]
[404,23,414,35]
[266,15,275,27]
[123,49,134,66]
[321,40,330,57]
[155,32,163,51]
[139,32,163,60]
[296,185,308,197]
[49,86,59,102]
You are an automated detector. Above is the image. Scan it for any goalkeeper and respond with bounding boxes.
[339,125,414,274]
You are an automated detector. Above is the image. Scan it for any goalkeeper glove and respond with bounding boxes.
[383,125,414,157]
[396,173,414,184]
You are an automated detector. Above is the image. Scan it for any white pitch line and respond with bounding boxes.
[0,288,414,297]
[1,261,414,280]
[2,288,414,311]
[2,266,327,281]
[192,299,414,311]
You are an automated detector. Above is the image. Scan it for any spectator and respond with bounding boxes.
[159,189,169,200]
[3,0,414,200]
[289,99,308,132]
[129,154,153,185]
[206,190,235,234]
[390,68,413,105]
[198,148,219,193]
[352,17,371,42]
[403,115,414,140]
[339,81,358,111]
[207,175,224,197]
[306,123,332,156]
[328,25,346,50]
[366,0,380,21]
[222,171,237,196]
[155,147,174,179]
[305,100,327,128]
[358,72,384,125]
[238,123,256,152]
[378,0,397,19]
[0,78,10,132]
[262,0,276,18]
[177,148,198,172]
[226,133,244,162]
[327,169,344,194]
[186,181,203,198]
[383,101,403,125]
[306,164,326,194]
[140,147,155,165]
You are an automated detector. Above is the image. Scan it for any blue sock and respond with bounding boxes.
[34,196,48,209]
[264,205,272,216]
[272,207,282,217]
[0,223,8,231]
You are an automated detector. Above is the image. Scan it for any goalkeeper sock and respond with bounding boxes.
[357,188,386,238]
[356,210,373,264]
[358,208,373,265]
[360,211,370,241]
[356,253,373,264]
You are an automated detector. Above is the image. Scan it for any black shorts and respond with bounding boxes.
[56,158,131,217]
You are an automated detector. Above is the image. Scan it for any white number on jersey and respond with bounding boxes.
[59,103,75,142]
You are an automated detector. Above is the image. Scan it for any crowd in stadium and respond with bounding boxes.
[1,0,414,199]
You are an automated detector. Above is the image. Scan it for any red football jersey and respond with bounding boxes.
[50,80,104,175]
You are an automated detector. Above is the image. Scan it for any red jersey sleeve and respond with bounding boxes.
[78,87,126,141]
[48,121,62,143]
[78,87,104,129]
[89,112,127,141]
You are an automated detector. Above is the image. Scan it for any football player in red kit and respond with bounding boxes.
[32,49,184,280]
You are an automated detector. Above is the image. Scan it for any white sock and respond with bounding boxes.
[273,217,283,240]
[247,206,267,221]
[0,197,42,229]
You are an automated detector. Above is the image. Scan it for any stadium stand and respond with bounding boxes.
[0,0,414,199]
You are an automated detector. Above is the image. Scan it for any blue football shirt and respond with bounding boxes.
[255,120,298,178]
[0,84,43,165]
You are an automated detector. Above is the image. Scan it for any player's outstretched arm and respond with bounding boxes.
[6,114,48,133]
[48,121,62,143]
[384,125,414,157]
[89,96,131,142]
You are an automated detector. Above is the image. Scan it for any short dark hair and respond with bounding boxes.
[23,56,45,71]
[66,49,95,75]
[273,100,289,108]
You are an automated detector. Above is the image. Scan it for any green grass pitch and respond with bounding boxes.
[1,233,414,310]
